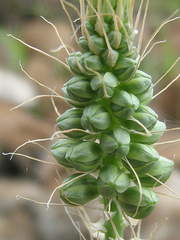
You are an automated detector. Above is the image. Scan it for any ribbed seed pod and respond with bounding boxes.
[56,108,87,139]
[81,103,112,132]
[118,186,159,219]
[59,173,99,205]
[65,141,103,172]
[100,127,130,159]
[97,164,130,198]
[122,143,159,174]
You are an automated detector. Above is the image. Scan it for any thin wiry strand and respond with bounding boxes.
[19,60,60,97]
[134,0,144,32]
[140,11,180,60]
[3,152,59,166]
[16,195,64,206]
[105,211,123,240]
[46,172,89,209]
[59,0,79,44]
[128,0,135,36]
[123,157,143,219]
[64,207,87,240]
[7,34,70,71]
[121,212,137,240]
[40,15,70,55]
[129,116,152,137]
[155,138,180,146]
[152,74,180,99]
[51,95,61,117]
[150,218,169,240]
[137,0,150,54]
[146,173,180,198]
[140,39,167,61]
[151,57,180,90]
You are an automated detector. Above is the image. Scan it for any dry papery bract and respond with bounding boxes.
[6,0,180,239]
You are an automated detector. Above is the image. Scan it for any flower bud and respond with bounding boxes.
[56,108,88,139]
[68,52,82,75]
[107,30,122,49]
[51,139,77,168]
[78,35,90,53]
[81,103,112,132]
[110,90,139,119]
[113,56,138,82]
[66,141,103,172]
[136,87,153,105]
[59,173,99,205]
[121,105,158,132]
[130,120,166,144]
[90,72,118,98]
[136,156,174,187]
[97,164,130,198]
[122,143,159,174]
[121,70,152,95]
[88,34,107,55]
[81,52,104,75]
[100,127,130,159]
[63,76,96,103]
[102,49,119,67]
[118,186,159,219]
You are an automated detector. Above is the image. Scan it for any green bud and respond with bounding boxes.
[63,76,96,103]
[88,34,107,55]
[121,105,158,132]
[107,30,122,49]
[102,0,116,23]
[102,49,119,67]
[97,164,130,198]
[118,186,159,219]
[122,143,159,174]
[90,72,118,98]
[110,90,139,119]
[78,36,90,53]
[117,37,130,55]
[56,108,87,139]
[100,127,130,159]
[136,156,174,187]
[66,141,103,172]
[130,120,166,144]
[136,87,153,105]
[81,103,112,132]
[51,139,76,168]
[121,70,152,95]
[81,52,104,75]
[59,173,99,205]
[68,52,82,75]
[113,56,139,82]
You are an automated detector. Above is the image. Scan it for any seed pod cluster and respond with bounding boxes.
[51,0,174,221]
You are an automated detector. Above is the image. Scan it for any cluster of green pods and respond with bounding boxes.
[51,0,174,220]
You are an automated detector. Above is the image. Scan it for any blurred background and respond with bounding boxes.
[0,0,179,239]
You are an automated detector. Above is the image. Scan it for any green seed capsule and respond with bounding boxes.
[121,105,158,132]
[78,35,90,53]
[97,164,130,198]
[66,141,103,172]
[102,49,119,67]
[136,156,174,187]
[63,76,96,103]
[113,56,139,82]
[110,90,139,119]
[118,186,159,219]
[107,30,122,49]
[68,52,83,75]
[100,127,130,159]
[90,72,118,98]
[51,139,77,168]
[130,120,166,144]
[59,173,99,205]
[56,108,88,139]
[136,87,153,105]
[122,143,159,174]
[81,103,112,132]
[81,52,104,75]
[88,34,107,55]
[121,70,152,95]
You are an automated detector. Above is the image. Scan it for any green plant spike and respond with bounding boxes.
[49,0,176,239]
